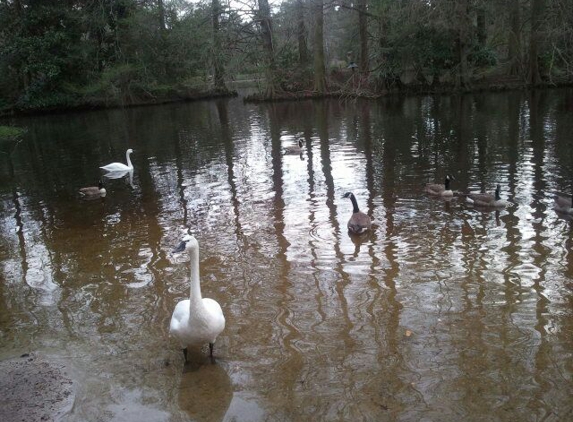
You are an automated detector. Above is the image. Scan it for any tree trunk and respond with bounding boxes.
[313,0,327,93]
[455,0,470,89]
[158,0,166,31]
[529,0,545,85]
[507,0,522,76]
[212,0,227,91]
[376,10,388,91]
[476,6,486,48]
[12,0,30,91]
[358,0,368,73]
[259,0,278,97]
[296,0,309,66]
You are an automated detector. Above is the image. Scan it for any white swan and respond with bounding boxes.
[170,234,225,361]
[100,148,134,172]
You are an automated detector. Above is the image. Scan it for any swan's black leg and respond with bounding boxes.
[183,348,188,362]
[209,343,216,364]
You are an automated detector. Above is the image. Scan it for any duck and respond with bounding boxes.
[553,192,573,213]
[283,138,304,155]
[170,234,225,362]
[79,180,106,198]
[343,192,372,234]
[466,184,508,208]
[100,148,134,172]
[425,174,454,197]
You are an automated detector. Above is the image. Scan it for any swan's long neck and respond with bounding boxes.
[188,245,203,307]
[126,151,133,168]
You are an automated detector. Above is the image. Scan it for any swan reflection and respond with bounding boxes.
[178,352,232,422]
[103,168,134,187]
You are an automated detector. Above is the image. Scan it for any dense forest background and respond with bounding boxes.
[0,0,572,113]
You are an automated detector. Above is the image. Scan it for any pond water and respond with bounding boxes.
[1,89,573,421]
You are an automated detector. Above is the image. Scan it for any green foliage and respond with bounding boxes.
[0,0,220,112]
[0,2,87,109]
[72,64,138,105]
[469,46,497,68]
[1,0,573,109]
[0,126,25,142]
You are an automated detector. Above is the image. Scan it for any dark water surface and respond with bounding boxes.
[1,90,573,421]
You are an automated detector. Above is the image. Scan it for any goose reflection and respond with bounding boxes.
[178,351,232,422]
[348,221,378,259]
[349,231,364,258]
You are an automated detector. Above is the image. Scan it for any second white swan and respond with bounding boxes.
[100,148,134,172]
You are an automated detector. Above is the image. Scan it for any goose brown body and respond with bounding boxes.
[425,175,454,197]
[283,138,304,155]
[343,192,371,234]
[554,193,572,213]
[467,185,507,208]
[79,181,106,198]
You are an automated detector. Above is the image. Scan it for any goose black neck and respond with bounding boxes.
[444,177,450,190]
[349,194,360,213]
[495,186,501,201]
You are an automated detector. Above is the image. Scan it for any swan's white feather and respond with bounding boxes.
[170,298,225,346]
[169,235,225,356]
[100,149,134,172]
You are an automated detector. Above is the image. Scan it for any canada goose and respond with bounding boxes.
[100,148,134,172]
[343,192,372,234]
[283,138,304,155]
[170,234,225,362]
[466,184,508,208]
[425,174,454,197]
[79,180,106,198]
[554,192,573,213]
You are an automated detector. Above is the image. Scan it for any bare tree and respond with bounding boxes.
[158,0,166,31]
[508,0,522,76]
[212,0,227,91]
[258,0,278,96]
[357,0,368,73]
[455,0,470,89]
[312,0,327,93]
[296,0,310,66]
[529,0,546,85]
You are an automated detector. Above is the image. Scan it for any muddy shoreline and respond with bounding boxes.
[0,353,74,422]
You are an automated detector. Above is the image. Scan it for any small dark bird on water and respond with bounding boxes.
[343,192,371,235]
[425,174,454,197]
[554,192,573,214]
[79,180,106,198]
[283,138,304,155]
[466,184,508,208]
